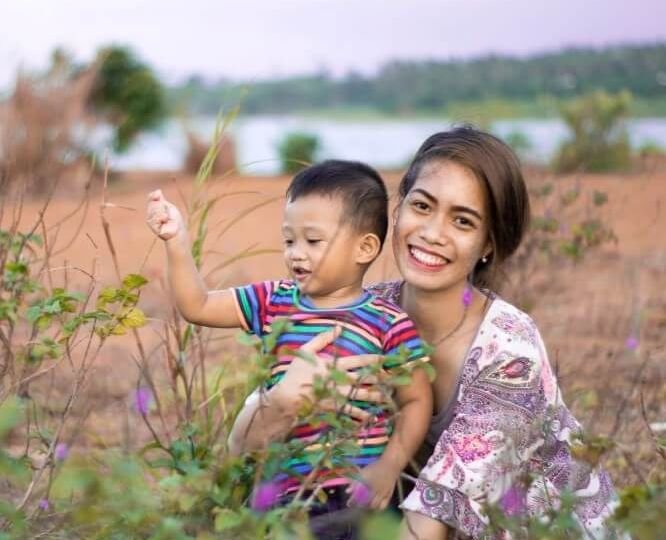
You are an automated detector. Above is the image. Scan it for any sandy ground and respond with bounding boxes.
[4,165,666,483]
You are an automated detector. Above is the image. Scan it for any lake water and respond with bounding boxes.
[108,115,666,174]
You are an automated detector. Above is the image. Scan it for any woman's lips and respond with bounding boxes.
[407,245,448,271]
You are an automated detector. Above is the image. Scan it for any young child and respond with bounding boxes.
[145,159,432,513]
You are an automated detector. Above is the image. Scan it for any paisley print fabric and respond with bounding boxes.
[367,281,624,539]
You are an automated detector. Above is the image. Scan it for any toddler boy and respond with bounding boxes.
[146,160,432,511]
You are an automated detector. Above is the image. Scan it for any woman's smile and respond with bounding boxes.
[407,245,449,271]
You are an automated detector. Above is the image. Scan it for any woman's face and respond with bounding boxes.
[393,159,490,293]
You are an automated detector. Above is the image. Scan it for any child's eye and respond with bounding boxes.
[284,239,294,246]
[307,239,322,245]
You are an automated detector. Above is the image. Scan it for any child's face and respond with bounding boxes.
[282,194,364,300]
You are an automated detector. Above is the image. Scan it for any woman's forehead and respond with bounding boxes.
[411,160,487,210]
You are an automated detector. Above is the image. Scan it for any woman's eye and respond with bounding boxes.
[307,239,322,245]
[454,216,474,228]
[284,239,294,246]
[411,200,430,212]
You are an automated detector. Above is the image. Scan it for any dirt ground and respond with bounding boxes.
[5,164,666,484]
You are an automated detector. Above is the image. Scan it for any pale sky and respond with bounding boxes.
[1,0,664,88]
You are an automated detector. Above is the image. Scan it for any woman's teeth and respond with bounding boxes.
[409,246,446,266]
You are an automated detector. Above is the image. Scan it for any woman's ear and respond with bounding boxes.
[356,233,381,265]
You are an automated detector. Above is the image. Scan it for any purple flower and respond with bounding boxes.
[251,481,281,512]
[54,442,69,462]
[38,499,50,511]
[500,484,527,517]
[133,387,153,415]
[625,335,639,351]
[462,286,473,308]
[349,481,372,507]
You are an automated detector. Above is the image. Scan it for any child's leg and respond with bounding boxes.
[399,510,448,539]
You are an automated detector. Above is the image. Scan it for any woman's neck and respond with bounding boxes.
[401,281,470,343]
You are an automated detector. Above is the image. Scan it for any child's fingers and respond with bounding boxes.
[147,189,163,201]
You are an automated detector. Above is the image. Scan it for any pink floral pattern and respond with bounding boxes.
[368,281,624,539]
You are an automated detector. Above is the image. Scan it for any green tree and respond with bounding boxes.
[553,90,632,173]
[90,46,166,152]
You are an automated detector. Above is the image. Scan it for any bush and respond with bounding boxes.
[90,46,166,153]
[277,132,320,174]
[553,90,632,173]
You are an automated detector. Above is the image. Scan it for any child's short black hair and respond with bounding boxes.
[286,159,388,246]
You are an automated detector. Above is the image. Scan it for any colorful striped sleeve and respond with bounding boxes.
[231,280,277,336]
[382,312,429,370]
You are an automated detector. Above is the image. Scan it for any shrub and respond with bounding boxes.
[90,46,167,153]
[277,132,320,174]
[553,90,632,173]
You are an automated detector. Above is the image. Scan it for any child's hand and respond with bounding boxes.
[346,459,399,510]
[146,189,185,241]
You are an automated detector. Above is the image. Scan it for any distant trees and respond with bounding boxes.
[167,44,666,115]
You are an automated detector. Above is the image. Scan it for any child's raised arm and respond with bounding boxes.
[146,189,241,328]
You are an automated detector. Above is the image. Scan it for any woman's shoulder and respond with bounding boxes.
[469,293,550,383]
[483,294,543,349]
[365,280,402,305]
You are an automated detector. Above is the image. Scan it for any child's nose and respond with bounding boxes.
[287,246,306,261]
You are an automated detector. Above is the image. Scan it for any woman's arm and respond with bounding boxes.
[400,511,448,540]
[227,385,296,457]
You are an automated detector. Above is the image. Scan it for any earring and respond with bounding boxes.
[481,255,488,264]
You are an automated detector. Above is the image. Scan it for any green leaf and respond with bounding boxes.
[120,307,147,329]
[0,397,22,439]
[214,509,244,532]
[122,273,148,290]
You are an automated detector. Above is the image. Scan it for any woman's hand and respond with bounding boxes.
[228,327,389,455]
[274,326,388,422]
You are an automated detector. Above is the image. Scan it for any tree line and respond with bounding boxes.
[168,44,666,115]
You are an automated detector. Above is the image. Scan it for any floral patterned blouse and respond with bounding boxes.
[368,281,623,539]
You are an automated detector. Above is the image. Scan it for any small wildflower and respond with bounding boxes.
[251,481,281,511]
[54,442,69,462]
[462,285,473,308]
[349,481,372,507]
[133,387,153,415]
[500,484,526,517]
[625,335,639,351]
[38,499,50,511]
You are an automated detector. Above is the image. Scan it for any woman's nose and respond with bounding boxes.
[419,217,447,245]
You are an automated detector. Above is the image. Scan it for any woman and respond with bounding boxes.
[229,127,621,539]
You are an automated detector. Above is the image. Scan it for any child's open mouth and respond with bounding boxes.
[292,267,311,281]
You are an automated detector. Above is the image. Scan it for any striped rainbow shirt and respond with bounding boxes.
[232,279,429,493]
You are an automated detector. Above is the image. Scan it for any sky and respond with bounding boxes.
[1,0,665,88]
